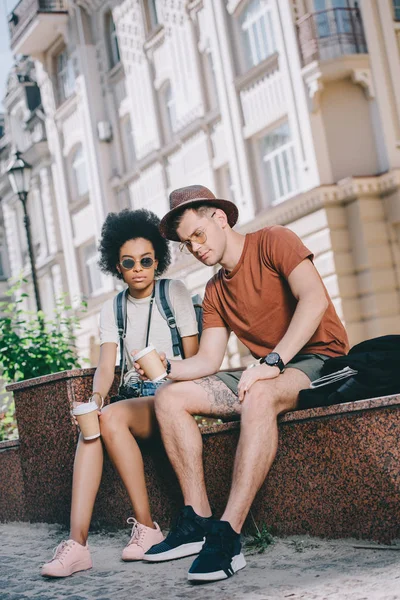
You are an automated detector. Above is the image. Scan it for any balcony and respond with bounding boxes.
[297,7,367,66]
[236,53,286,139]
[8,0,68,56]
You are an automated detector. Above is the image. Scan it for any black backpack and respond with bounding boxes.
[113,278,203,369]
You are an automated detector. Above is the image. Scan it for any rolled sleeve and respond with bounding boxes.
[264,226,313,278]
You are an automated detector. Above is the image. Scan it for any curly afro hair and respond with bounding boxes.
[98,209,171,280]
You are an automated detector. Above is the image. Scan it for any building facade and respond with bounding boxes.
[1,0,400,366]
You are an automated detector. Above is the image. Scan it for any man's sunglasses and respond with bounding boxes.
[119,257,155,270]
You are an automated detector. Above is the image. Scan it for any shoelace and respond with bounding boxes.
[127,517,146,547]
[50,540,72,564]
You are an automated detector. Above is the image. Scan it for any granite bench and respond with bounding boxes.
[1,367,399,543]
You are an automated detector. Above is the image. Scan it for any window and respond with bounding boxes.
[56,49,75,104]
[260,121,299,205]
[148,0,161,29]
[160,82,177,141]
[394,1,400,21]
[203,49,219,111]
[71,146,89,198]
[240,0,277,69]
[314,0,352,37]
[121,117,136,170]
[83,243,103,296]
[106,11,120,69]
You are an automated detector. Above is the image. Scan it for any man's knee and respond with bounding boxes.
[154,382,195,418]
[241,381,282,421]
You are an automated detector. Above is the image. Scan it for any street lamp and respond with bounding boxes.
[7,150,42,312]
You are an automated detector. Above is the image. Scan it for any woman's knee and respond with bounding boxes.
[99,404,126,437]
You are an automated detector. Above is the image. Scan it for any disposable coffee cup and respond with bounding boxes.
[72,401,100,440]
[132,345,167,382]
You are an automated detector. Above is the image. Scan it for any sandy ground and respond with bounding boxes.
[1,522,400,600]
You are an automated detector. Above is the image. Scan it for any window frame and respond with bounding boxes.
[55,48,75,105]
[105,11,121,70]
[259,120,300,206]
[239,0,277,70]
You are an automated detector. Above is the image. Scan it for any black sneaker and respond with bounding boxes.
[143,506,211,562]
[187,520,246,582]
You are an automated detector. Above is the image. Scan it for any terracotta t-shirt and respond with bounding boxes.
[202,226,349,359]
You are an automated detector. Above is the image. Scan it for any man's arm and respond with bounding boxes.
[273,258,329,364]
[237,259,328,400]
[134,327,230,382]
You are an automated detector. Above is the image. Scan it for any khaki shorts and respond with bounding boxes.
[215,353,330,396]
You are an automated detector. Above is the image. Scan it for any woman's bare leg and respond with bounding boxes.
[70,435,104,545]
[100,397,157,528]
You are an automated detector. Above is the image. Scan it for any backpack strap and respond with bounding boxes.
[155,279,183,357]
[113,288,129,391]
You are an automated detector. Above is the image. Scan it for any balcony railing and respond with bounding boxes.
[8,0,67,48]
[297,7,367,66]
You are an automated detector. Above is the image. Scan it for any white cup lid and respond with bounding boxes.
[72,400,99,416]
[132,344,156,362]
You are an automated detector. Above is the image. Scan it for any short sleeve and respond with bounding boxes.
[202,277,229,331]
[99,299,119,346]
[263,226,313,278]
[169,279,198,337]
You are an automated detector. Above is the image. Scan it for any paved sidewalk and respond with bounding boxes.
[1,523,400,600]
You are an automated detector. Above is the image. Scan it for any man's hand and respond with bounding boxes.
[237,364,280,402]
[131,349,167,380]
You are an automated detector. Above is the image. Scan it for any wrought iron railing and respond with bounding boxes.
[8,0,67,47]
[297,7,367,66]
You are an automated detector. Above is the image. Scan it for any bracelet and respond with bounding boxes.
[90,392,104,410]
[166,359,172,376]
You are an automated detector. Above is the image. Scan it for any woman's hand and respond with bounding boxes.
[237,364,280,403]
[71,399,102,427]
[131,349,167,380]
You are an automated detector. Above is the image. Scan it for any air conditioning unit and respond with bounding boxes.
[97,121,112,142]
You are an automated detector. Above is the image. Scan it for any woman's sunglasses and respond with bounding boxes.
[119,257,155,270]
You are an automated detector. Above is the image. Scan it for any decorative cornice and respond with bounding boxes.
[187,0,203,20]
[235,52,279,91]
[143,25,166,56]
[226,0,247,16]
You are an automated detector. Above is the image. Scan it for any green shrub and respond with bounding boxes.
[0,279,86,441]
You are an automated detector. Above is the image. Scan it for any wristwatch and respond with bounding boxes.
[165,358,172,376]
[260,352,285,373]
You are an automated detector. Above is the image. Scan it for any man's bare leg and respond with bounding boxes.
[155,369,309,531]
[221,368,310,532]
[154,377,241,518]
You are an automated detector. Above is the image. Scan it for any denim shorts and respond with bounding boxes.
[125,379,166,398]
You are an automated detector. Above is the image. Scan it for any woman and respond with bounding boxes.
[41,209,199,577]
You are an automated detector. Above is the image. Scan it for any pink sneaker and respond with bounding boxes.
[122,518,165,561]
[41,539,92,577]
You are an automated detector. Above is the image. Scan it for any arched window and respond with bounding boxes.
[105,11,120,69]
[71,146,89,198]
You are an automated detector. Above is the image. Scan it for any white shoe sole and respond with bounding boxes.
[143,540,205,562]
[187,552,246,582]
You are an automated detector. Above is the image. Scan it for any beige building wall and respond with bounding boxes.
[1,0,400,366]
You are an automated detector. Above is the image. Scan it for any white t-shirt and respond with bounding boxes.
[100,279,198,372]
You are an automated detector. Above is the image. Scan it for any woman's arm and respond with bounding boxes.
[181,334,199,359]
[91,343,118,406]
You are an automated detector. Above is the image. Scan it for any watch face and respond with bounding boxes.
[266,352,280,366]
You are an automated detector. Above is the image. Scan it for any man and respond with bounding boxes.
[137,185,349,582]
